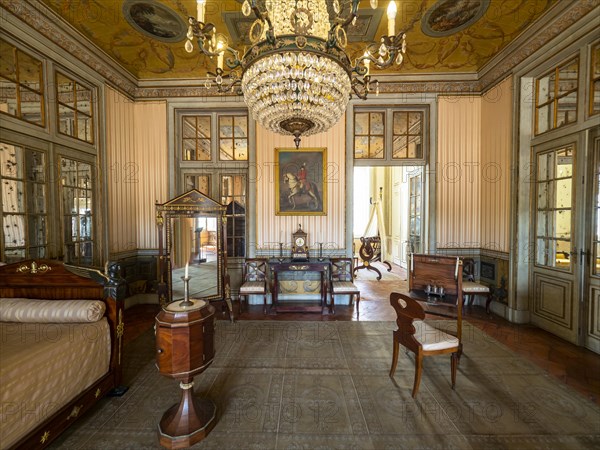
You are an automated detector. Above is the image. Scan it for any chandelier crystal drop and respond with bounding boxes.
[186,0,407,148]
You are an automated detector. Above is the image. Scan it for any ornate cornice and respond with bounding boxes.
[1,0,596,99]
[0,0,137,97]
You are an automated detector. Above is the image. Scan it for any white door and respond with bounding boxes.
[530,138,584,344]
[391,167,403,266]
[584,132,600,353]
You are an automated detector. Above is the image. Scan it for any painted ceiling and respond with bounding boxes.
[41,0,556,81]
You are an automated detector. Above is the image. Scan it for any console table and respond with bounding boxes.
[268,258,330,313]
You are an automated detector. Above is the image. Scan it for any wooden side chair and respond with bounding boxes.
[330,257,360,315]
[389,292,461,398]
[239,258,269,314]
[462,258,493,313]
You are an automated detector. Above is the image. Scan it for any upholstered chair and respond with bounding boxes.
[389,292,460,398]
[462,258,493,313]
[239,258,269,314]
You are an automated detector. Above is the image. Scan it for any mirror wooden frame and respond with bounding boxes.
[156,189,233,321]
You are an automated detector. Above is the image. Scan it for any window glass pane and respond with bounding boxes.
[0,39,16,81]
[4,215,25,247]
[77,115,93,141]
[370,136,384,158]
[408,136,422,158]
[536,103,553,134]
[354,136,368,159]
[558,61,578,93]
[234,139,248,160]
[555,209,570,239]
[29,246,46,259]
[197,138,211,160]
[0,79,17,116]
[197,116,211,138]
[234,116,247,137]
[556,92,577,127]
[220,139,233,160]
[1,144,23,178]
[18,51,42,91]
[393,112,407,135]
[56,73,74,107]
[28,183,46,214]
[555,240,571,269]
[219,116,233,137]
[537,74,554,104]
[536,238,547,266]
[536,211,548,237]
[183,117,197,138]
[392,135,407,159]
[408,112,422,135]
[184,175,210,195]
[370,112,384,134]
[355,112,368,134]
[592,80,600,114]
[537,181,548,209]
[20,91,43,126]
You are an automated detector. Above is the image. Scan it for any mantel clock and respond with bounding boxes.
[291,224,309,261]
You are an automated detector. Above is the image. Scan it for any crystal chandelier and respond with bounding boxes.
[186,0,406,148]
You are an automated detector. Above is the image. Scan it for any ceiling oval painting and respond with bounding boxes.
[123,0,187,42]
[422,0,490,37]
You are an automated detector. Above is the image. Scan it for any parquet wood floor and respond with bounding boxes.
[124,281,600,407]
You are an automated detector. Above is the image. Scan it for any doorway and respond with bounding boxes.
[530,132,598,351]
[353,166,424,271]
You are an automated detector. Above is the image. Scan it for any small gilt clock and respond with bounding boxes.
[291,224,309,261]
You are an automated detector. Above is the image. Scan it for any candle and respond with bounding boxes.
[217,51,224,70]
[185,262,189,278]
[197,0,206,23]
[363,51,370,76]
[387,1,397,37]
[454,258,459,280]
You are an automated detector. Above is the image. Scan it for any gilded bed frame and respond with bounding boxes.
[0,259,126,449]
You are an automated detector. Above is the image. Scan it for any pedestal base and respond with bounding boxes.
[158,395,216,449]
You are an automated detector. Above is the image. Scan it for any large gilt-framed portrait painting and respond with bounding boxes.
[275,148,327,216]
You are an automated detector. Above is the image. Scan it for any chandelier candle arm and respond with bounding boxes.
[187,0,407,147]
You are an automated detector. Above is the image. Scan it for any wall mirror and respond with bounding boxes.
[156,189,233,321]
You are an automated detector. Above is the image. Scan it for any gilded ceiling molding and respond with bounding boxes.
[0,0,137,97]
[133,79,482,99]
[478,0,598,91]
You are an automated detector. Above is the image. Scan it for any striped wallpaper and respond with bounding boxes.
[104,87,168,254]
[254,117,346,255]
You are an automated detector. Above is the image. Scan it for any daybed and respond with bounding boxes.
[0,259,126,449]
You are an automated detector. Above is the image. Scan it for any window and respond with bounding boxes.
[534,146,573,270]
[0,142,48,262]
[182,115,211,161]
[590,42,600,116]
[535,58,579,135]
[409,172,422,253]
[61,158,94,266]
[393,112,423,159]
[56,72,94,143]
[219,115,248,161]
[0,38,44,126]
[354,111,384,159]
[221,175,246,257]
[184,174,211,196]
[353,107,428,164]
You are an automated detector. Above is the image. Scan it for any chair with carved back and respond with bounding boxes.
[408,253,464,353]
[389,292,460,398]
[462,258,493,313]
[239,258,269,314]
[329,257,360,315]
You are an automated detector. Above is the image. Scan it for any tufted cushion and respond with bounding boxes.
[332,281,359,293]
[239,281,266,294]
[414,320,459,351]
[0,298,106,323]
[462,281,490,293]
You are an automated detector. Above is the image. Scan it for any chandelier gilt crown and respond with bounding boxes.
[186,0,406,148]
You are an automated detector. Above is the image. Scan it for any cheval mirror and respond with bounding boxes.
[156,189,233,321]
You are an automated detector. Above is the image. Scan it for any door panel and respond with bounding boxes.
[585,134,600,353]
[531,142,580,344]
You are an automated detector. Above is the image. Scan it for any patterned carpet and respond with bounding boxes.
[52,321,600,449]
